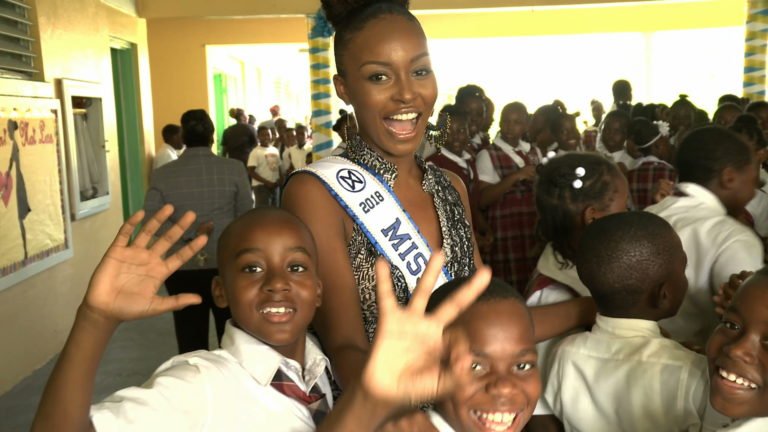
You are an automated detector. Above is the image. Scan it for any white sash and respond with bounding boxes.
[298,156,451,294]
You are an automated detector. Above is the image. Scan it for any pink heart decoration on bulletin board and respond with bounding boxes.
[0,172,12,208]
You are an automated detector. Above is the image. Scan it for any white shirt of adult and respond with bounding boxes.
[545,314,708,432]
[476,135,541,184]
[247,145,281,187]
[153,143,182,170]
[646,182,763,345]
[90,321,333,431]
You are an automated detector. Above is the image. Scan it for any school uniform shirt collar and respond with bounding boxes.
[676,182,728,216]
[536,243,590,297]
[634,155,673,169]
[591,314,662,338]
[220,321,331,389]
[427,410,457,432]
[440,147,472,171]
[492,134,536,168]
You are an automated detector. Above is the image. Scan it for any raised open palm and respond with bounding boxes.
[85,205,207,323]
[362,252,491,405]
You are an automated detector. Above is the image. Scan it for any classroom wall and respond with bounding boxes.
[0,0,154,394]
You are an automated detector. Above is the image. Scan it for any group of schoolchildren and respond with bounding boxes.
[219,106,314,208]
[29,80,768,432]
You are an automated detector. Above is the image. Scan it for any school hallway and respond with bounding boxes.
[0,288,218,432]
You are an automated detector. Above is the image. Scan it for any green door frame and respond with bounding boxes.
[110,40,145,220]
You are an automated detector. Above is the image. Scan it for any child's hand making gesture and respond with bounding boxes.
[84,204,207,324]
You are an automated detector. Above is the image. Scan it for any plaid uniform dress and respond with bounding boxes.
[627,158,677,210]
[482,145,540,292]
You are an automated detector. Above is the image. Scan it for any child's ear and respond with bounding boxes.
[212,276,229,308]
[719,166,738,191]
[648,281,667,310]
[333,74,351,106]
[582,205,599,226]
[315,280,323,308]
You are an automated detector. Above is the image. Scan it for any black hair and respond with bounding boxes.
[180,109,214,147]
[676,125,753,185]
[256,125,271,134]
[332,109,355,133]
[719,94,742,107]
[603,109,631,127]
[612,79,632,101]
[535,152,623,266]
[628,117,662,157]
[576,212,679,316]
[671,94,696,111]
[694,108,711,128]
[455,84,487,107]
[746,100,768,115]
[425,276,526,314]
[161,124,180,143]
[499,102,528,127]
[437,104,468,129]
[730,113,768,150]
[322,0,417,76]
[631,103,660,121]
[713,103,743,126]
[228,107,245,120]
[217,208,317,269]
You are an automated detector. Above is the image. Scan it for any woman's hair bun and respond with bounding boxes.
[321,0,409,28]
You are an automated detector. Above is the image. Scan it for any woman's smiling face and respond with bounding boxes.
[333,14,437,159]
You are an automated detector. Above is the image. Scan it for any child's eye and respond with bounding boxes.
[243,265,263,273]
[412,67,432,78]
[368,73,388,82]
[288,264,307,273]
[470,362,487,376]
[515,362,535,372]
[722,319,741,331]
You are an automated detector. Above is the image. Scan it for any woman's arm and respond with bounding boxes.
[443,170,483,266]
[282,174,371,389]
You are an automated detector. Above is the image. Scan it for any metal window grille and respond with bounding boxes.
[0,0,37,80]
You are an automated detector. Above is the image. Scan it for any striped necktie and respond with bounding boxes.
[270,368,329,425]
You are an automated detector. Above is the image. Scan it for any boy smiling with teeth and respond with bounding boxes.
[424,277,541,432]
[702,268,768,431]
[33,207,333,431]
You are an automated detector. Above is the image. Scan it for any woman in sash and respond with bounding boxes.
[282,0,480,413]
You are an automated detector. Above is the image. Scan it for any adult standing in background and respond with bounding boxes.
[144,109,254,354]
[153,124,184,170]
[221,107,257,167]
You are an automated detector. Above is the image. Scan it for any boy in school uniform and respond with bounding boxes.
[646,126,763,347]
[32,206,332,431]
[424,277,541,432]
[545,212,708,432]
[701,269,768,431]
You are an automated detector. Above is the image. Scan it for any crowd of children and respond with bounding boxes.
[25,0,768,429]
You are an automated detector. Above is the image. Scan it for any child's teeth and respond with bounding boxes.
[261,307,292,314]
[719,368,758,389]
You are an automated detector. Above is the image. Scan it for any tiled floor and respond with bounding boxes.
[0,291,218,432]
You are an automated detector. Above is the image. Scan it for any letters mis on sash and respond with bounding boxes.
[297,157,451,293]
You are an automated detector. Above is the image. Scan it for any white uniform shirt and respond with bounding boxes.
[646,182,764,345]
[428,410,457,431]
[90,322,333,431]
[545,315,708,432]
[606,148,638,170]
[281,145,309,173]
[701,398,768,431]
[476,135,540,184]
[153,143,181,170]
[526,243,591,415]
[745,168,768,238]
[247,145,281,186]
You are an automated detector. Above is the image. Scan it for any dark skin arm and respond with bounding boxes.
[247,166,275,188]
[478,165,536,209]
[32,206,206,432]
[282,174,370,389]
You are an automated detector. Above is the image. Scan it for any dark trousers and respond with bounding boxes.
[164,269,231,354]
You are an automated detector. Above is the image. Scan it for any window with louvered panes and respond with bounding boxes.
[0,0,37,80]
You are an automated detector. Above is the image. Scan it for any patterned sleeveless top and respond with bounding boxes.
[343,137,476,341]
